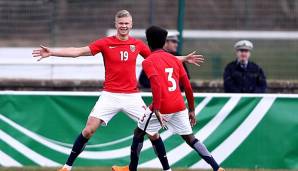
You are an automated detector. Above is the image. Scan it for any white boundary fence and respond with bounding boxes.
[107,29,298,40]
[1,29,297,80]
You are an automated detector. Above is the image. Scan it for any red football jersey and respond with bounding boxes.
[89,36,151,93]
[142,50,188,114]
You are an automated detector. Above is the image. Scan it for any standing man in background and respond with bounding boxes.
[139,31,192,88]
[223,40,267,93]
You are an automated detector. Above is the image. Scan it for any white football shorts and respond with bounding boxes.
[89,91,147,126]
[138,108,193,136]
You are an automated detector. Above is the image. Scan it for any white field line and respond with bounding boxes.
[0,150,22,167]
[0,130,60,166]
[191,97,276,168]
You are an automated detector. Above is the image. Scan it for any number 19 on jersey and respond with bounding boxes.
[120,51,129,61]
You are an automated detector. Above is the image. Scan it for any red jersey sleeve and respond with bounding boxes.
[139,41,151,58]
[142,59,158,78]
[178,60,188,78]
[88,39,105,56]
[149,75,161,110]
[142,58,161,110]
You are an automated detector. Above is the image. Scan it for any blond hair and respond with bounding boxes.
[115,10,132,20]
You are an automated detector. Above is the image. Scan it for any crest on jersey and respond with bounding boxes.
[130,45,136,52]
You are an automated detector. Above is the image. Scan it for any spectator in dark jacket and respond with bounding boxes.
[223,40,267,93]
[139,31,190,88]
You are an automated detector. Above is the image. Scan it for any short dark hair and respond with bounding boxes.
[145,26,168,50]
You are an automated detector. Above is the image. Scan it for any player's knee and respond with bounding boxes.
[148,133,159,141]
[82,127,96,138]
[181,134,196,145]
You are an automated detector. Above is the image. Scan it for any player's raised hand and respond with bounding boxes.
[32,45,52,61]
[189,111,196,127]
[185,51,205,66]
[153,109,167,129]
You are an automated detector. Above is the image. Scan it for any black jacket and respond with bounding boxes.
[223,60,267,93]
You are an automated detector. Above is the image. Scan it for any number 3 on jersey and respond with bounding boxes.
[165,68,177,91]
[120,51,129,61]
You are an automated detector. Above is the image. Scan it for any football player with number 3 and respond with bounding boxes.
[112,26,225,171]
[32,10,203,171]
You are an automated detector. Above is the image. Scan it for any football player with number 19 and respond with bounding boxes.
[32,10,203,171]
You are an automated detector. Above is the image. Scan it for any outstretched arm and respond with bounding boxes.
[176,51,205,66]
[32,45,92,61]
